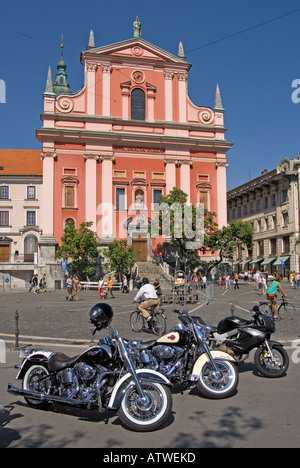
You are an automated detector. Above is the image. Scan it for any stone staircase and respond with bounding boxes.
[135,261,172,292]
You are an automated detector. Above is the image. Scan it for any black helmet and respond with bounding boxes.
[89,303,113,330]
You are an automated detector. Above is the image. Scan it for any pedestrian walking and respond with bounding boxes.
[234,272,239,289]
[72,275,81,301]
[107,276,115,298]
[39,274,47,292]
[66,275,73,301]
[122,274,129,293]
[225,274,231,290]
[98,276,105,297]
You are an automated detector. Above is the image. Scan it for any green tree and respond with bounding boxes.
[200,219,253,273]
[152,187,253,272]
[103,240,137,281]
[56,221,100,279]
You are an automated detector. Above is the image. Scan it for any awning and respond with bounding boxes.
[261,257,276,265]
[232,261,241,265]
[273,256,290,266]
[240,259,251,265]
[250,258,263,264]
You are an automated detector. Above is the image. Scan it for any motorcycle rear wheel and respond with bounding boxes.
[22,364,52,409]
[196,359,239,399]
[254,345,289,378]
[118,382,172,432]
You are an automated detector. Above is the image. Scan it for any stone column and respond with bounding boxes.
[86,63,98,115]
[39,151,57,261]
[101,64,112,116]
[164,159,177,195]
[179,160,192,202]
[177,71,187,123]
[216,159,228,228]
[164,71,174,122]
[84,153,99,232]
[99,154,115,242]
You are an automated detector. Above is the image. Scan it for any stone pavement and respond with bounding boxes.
[0,280,299,347]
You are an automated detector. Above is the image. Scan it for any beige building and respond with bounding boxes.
[227,156,300,277]
[0,150,45,289]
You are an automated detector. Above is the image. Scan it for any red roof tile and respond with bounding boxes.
[0,149,42,175]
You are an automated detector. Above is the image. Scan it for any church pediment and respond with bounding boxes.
[81,38,191,67]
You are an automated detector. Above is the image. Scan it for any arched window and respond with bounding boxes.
[24,235,38,263]
[131,88,145,120]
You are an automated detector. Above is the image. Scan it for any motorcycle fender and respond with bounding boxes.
[15,350,53,380]
[191,351,236,379]
[268,340,284,348]
[107,369,172,410]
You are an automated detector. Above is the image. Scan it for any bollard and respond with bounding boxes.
[15,310,19,350]
[230,303,235,316]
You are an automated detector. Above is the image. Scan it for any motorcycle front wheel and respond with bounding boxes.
[118,382,172,432]
[254,345,289,378]
[196,359,239,399]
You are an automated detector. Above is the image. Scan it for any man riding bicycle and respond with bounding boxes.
[266,275,287,319]
[132,277,159,325]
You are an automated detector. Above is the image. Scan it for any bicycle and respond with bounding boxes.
[259,295,295,320]
[130,303,167,336]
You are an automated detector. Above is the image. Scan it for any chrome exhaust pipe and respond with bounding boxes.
[7,383,92,406]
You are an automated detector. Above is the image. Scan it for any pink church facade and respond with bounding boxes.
[37,25,232,262]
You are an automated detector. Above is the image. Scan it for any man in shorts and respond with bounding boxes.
[266,275,287,319]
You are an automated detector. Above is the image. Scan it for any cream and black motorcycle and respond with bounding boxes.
[7,303,173,432]
[127,306,239,399]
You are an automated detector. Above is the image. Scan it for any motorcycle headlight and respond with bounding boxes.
[18,348,31,359]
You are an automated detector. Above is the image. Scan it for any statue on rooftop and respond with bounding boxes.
[133,16,142,38]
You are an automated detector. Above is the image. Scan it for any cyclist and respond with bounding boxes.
[132,277,158,325]
[266,275,287,319]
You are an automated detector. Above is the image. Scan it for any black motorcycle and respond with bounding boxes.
[206,305,289,378]
[7,303,173,432]
[127,306,239,399]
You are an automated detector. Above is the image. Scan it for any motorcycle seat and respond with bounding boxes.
[139,340,157,350]
[48,352,79,372]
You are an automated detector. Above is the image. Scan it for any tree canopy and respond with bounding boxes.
[56,221,100,279]
[103,239,137,281]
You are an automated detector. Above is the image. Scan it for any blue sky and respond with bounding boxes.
[1,0,300,189]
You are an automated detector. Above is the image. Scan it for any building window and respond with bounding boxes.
[153,189,162,210]
[199,191,209,211]
[65,186,75,208]
[271,194,276,207]
[0,186,9,199]
[258,240,264,256]
[26,211,36,226]
[116,188,125,210]
[65,218,75,228]
[270,238,277,256]
[27,186,36,199]
[281,189,288,204]
[282,212,289,227]
[0,211,9,226]
[24,234,38,262]
[283,236,290,254]
[264,197,268,209]
[131,88,145,120]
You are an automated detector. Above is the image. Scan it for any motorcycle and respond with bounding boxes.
[127,305,239,399]
[7,303,173,432]
[205,304,289,378]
